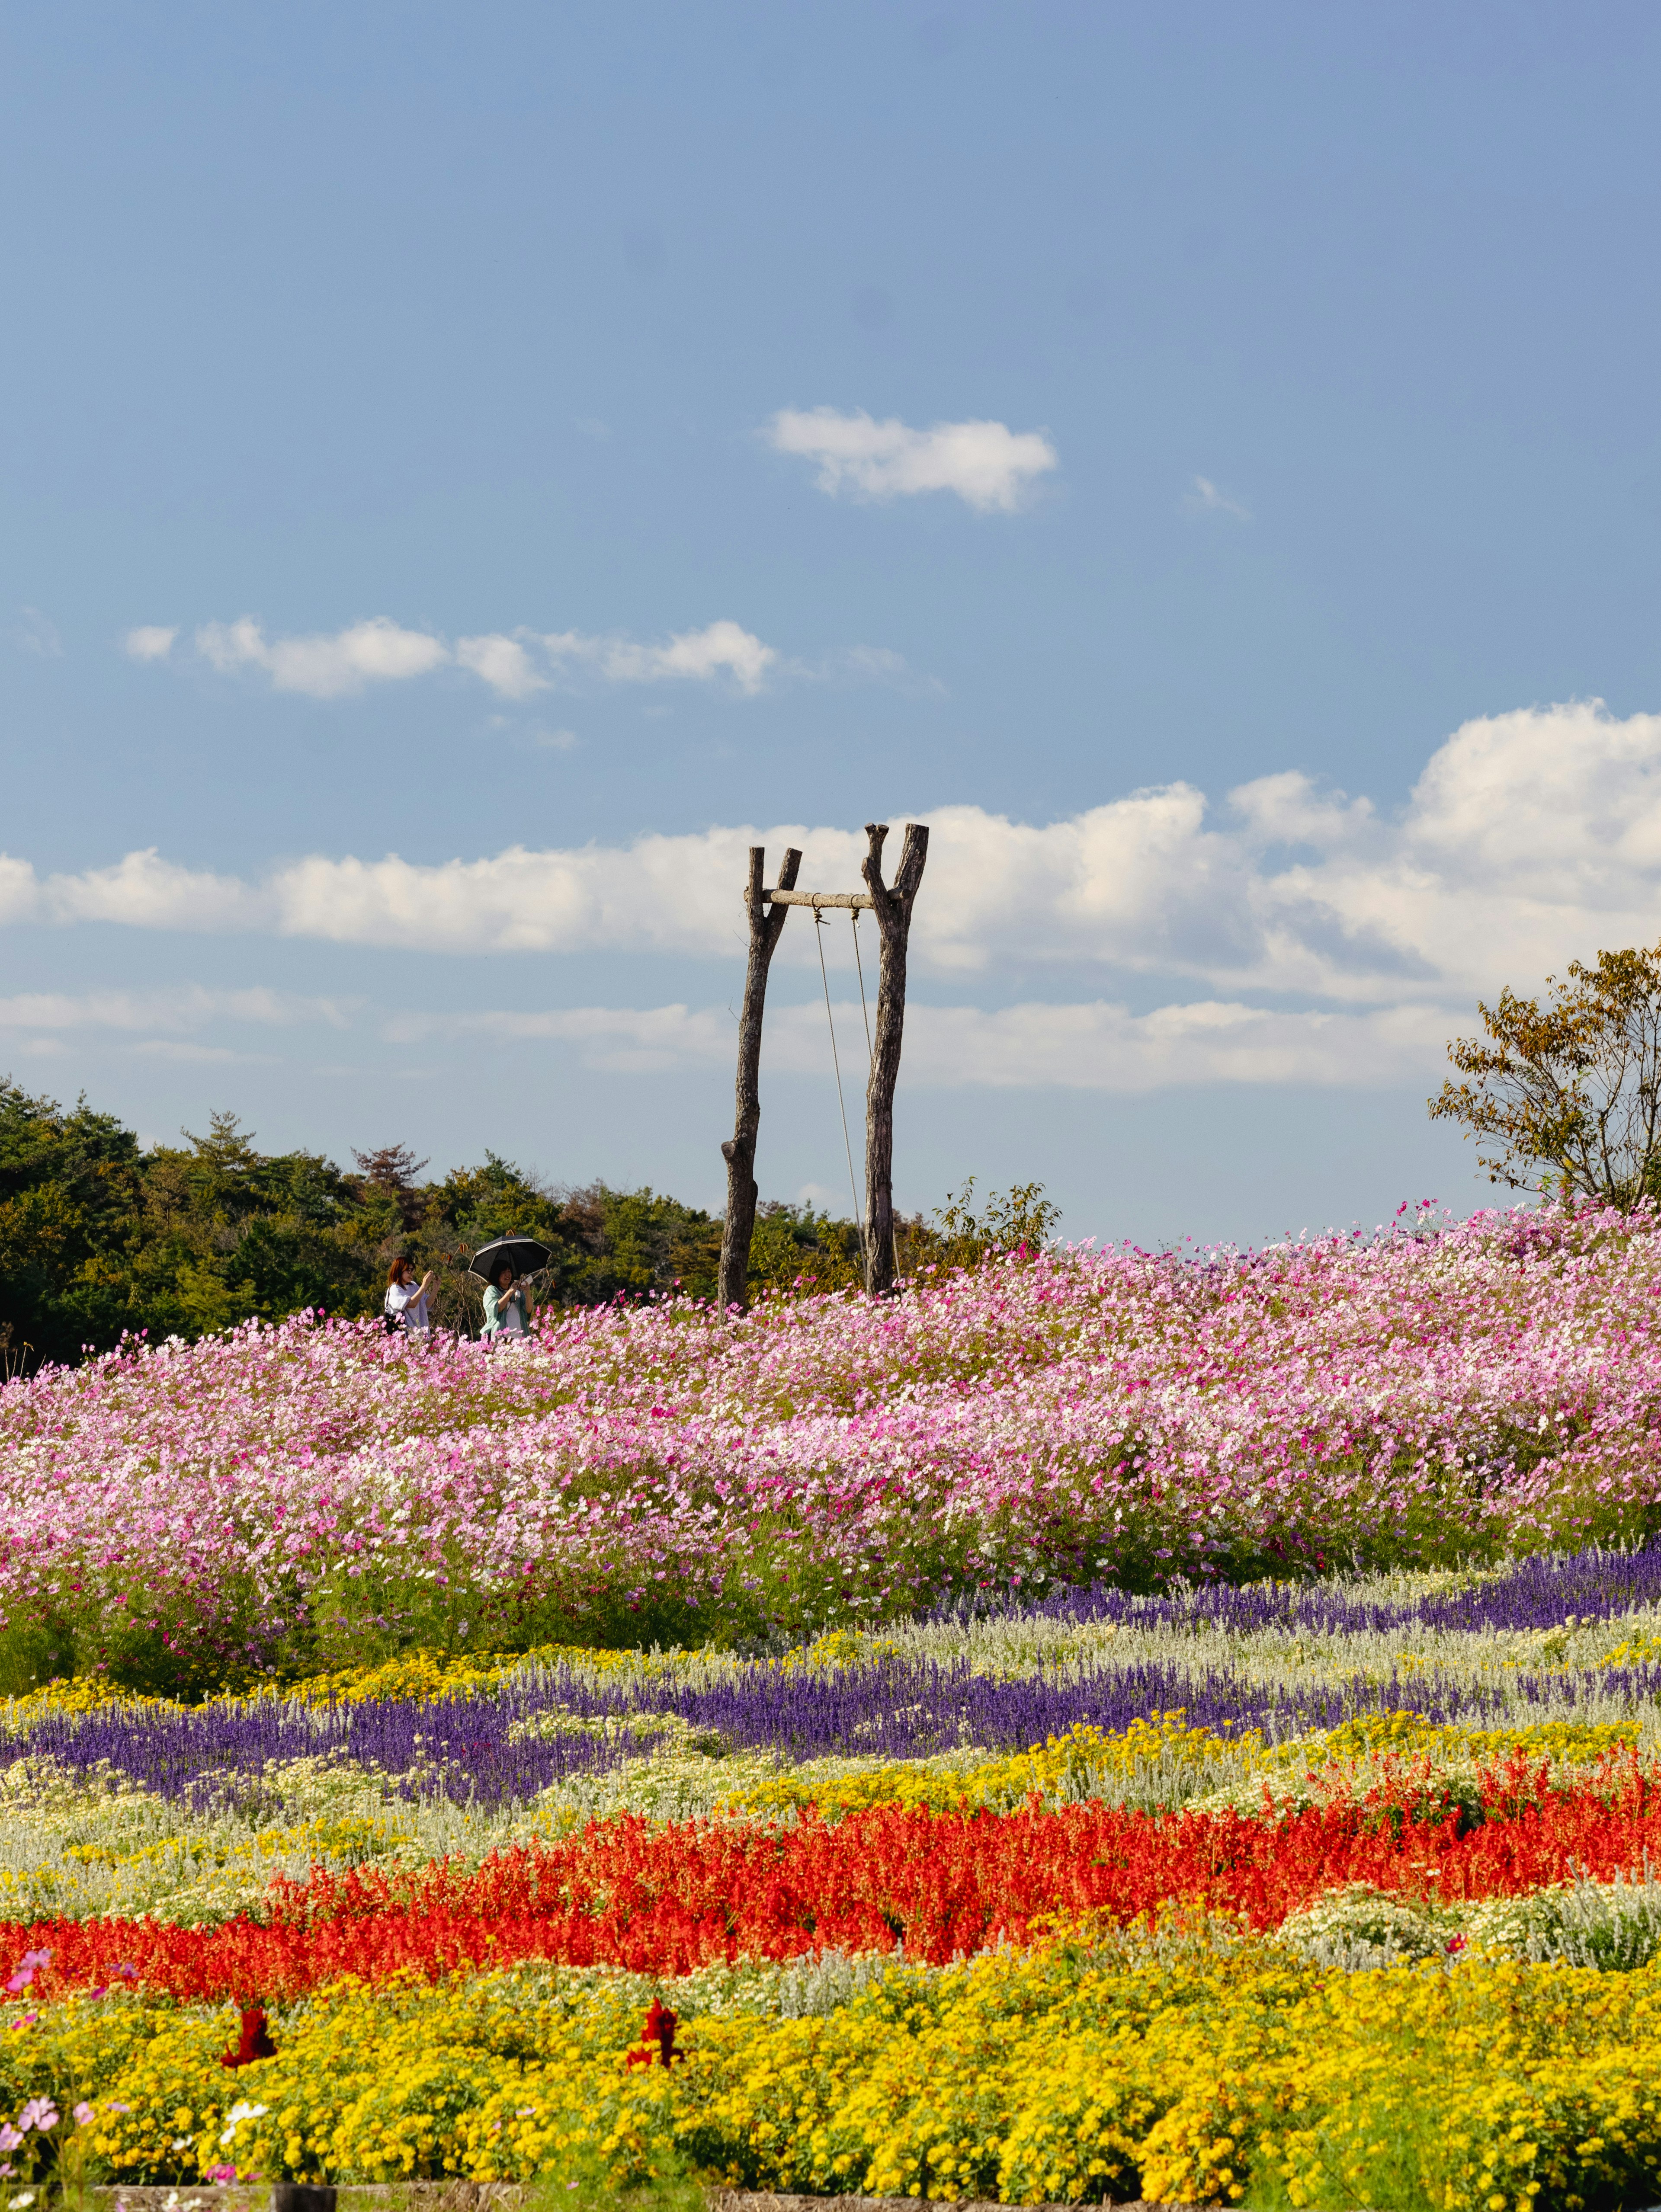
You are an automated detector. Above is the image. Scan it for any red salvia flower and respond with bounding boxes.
[219,2004,278,2068]
[6,1757,1654,2003]
[626,1998,682,2068]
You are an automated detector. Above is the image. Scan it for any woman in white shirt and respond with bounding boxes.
[482,1260,534,1342]
[385,1257,435,1339]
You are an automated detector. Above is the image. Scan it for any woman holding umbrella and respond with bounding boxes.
[472,1236,552,1343]
[483,1259,533,1341]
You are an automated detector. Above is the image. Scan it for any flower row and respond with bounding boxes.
[6,1204,1661,1688]
[4,1936,1661,2209]
[7,1757,1661,1998]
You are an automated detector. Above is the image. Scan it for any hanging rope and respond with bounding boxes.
[851,909,874,1072]
[815,906,867,1270]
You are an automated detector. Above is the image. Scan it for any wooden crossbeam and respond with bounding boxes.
[765,889,875,909]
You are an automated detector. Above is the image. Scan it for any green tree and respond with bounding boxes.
[1428,943,1661,1206]
[900,1177,1062,1272]
[129,1112,381,1335]
[0,1081,148,1365]
[0,1072,1061,1366]
[747,1201,864,1296]
[550,1181,722,1303]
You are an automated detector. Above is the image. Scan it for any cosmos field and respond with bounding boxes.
[6,1205,1661,2207]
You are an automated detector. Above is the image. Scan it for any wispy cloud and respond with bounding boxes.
[195,616,449,698]
[0,985,350,1033]
[453,634,548,699]
[764,407,1058,512]
[390,997,1450,1091]
[133,1041,282,1065]
[138,614,911,701]
[540,618,776,694]
[1185,474,1251,520]
[13,608,64,657]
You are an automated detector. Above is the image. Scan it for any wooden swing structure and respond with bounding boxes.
[718,820,929,1306]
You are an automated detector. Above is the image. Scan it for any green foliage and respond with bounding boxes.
[550,1181,724,1305]
[0,1085,547,1364]
[903,1176,1062,1272]
[0,1072,1058,1370]
[0,1079,151,1367]
[742,1181,1063,1304]
[747,1200,865,1296]
[1430,941,1661,1205]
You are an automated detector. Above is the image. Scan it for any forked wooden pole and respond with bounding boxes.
[718,843,802,1310]
[861,820,929,1296]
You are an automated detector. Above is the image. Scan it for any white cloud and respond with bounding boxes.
[541,619,777,694]
[20,696,1661,1094]
[390,997,1452,1091]
[455,633,548,698]
[25,850,270,934]
[0,856,40,925]
[1186,475,1251,520]
[12,696,1661,1022]
[0,985,350,1034]
[151,614,802,699]
[133,1041,280,1065]
[195,616,449,698]
[765,407,1058,512]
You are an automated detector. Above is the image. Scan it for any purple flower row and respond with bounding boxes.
[22,1635,1658,1810]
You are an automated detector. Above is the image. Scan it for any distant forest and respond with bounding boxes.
[0,1078,1057,1371]
[0,1077,870,1369]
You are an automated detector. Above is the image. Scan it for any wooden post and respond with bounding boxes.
[861,820,929,1295]
[718,842,802,1310]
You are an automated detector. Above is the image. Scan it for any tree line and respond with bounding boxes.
[0,1077,1059,1371]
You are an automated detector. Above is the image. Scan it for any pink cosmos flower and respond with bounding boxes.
[4,1953,49,1997]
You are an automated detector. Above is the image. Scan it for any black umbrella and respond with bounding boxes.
[467,1236,553,1284]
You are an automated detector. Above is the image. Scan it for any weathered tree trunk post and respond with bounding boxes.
[718,842,802,1310]
[861,820,929,1296]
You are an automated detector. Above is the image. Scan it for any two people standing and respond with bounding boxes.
[384,1247,544,1342]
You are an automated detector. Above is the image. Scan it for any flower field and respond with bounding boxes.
[6,1206,1661,2205]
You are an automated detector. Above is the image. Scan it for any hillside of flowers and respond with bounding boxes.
[6,1203,1661,2206]
[5,1200,1661,1699]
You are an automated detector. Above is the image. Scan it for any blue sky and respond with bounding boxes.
[6,2,1661,1245]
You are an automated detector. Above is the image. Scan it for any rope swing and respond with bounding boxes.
[851,907,874,1072]
[717,824,927,1311]
[814,905,868,1272]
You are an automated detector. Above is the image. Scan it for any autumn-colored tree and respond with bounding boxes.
[1429,944,1661,1205]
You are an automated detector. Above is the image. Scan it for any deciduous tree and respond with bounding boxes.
[1428,944,1661,1205]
